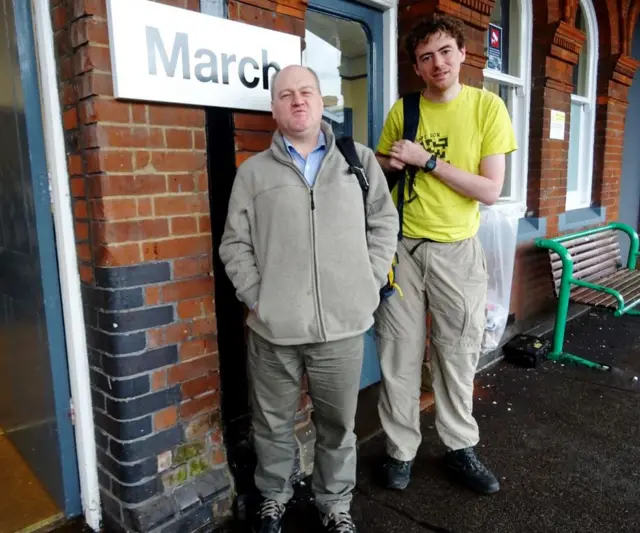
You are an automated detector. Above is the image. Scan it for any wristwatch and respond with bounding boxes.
[423,154,437,173]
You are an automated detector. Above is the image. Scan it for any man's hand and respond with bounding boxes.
[390,140,431,169]
[375,153,406,172]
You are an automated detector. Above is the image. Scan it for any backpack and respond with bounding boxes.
[335,92,421,300]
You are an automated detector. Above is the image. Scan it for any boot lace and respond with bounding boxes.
[259,499,286,520]
[322,511,356,533]
[458,448,491,474]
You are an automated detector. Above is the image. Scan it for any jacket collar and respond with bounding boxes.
[270,120,336,164]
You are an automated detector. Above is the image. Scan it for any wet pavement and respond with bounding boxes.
[279,308,640,533]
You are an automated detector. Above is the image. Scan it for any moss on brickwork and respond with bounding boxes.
[174,442,205,464]
[161,465,188,490]
[189,456,211,477]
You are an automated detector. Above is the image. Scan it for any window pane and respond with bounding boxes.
[486,0,513,75]
[483,80,514,198]
[567,101,583,194]
[303,12,370,146]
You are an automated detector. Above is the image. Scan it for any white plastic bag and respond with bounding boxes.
[476,207,519,354]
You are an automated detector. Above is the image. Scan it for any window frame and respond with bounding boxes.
[482,0,533,217]
[566,0,599,211]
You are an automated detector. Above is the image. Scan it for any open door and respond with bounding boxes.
[0,1,80,530]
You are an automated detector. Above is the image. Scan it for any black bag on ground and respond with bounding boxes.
[502,334,551,368]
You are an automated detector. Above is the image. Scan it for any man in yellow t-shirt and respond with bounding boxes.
[374,14,517,495]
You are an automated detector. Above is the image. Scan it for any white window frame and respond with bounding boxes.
[566,0,598,211]
[482,0,533,219]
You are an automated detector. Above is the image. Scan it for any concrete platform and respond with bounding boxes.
[283,308,640,533]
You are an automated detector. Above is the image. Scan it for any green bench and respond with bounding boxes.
[535,222,640,369]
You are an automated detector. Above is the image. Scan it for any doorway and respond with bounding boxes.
[208,0,390,499]
[620,21,640,261]
[0,1,81,531]
[303,0,386,389]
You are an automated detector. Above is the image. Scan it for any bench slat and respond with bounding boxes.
[553,234,619,260]
[552,252,621,282]
[571,270,640,310]
[578,270,640,306]
[553,259,621,293]
[550,239,620,270]
[548,231,623,293]
[570,269,638,301]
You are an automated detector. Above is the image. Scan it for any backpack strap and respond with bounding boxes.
[336,136,369,224]
[395,91,421,242]
[336,135,404,301]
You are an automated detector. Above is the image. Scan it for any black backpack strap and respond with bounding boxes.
[396,91,421,241]
[336,136,369,223]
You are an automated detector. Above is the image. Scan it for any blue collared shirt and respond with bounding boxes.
[283,131,327,187]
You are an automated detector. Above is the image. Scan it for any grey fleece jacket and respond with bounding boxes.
[219,121,399,346]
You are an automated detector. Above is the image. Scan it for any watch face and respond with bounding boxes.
[425,156,436,171]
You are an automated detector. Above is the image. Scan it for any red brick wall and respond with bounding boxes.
[53,1,231,531]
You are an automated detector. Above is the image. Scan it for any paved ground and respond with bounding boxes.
[279,308,640,533]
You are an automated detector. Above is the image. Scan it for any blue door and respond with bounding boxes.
[302,0,386,388]
[0,0,81,518]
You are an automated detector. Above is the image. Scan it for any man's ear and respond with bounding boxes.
[460,45,467,64]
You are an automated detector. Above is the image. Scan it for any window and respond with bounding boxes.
[483,0,532,212]
[566,1,598,211]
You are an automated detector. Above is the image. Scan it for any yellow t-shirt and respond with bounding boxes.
[377,85,518,242]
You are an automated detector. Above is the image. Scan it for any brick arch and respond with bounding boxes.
[590,0,618,57]
[627,0,640,57]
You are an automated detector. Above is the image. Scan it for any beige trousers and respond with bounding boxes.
[247,330,364,514]
[374,235,488,460]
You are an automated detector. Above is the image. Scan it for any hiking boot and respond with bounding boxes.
[444,447,500,495]
[382,456,414,490]
[254,498,286,533]
[321,511,358,533]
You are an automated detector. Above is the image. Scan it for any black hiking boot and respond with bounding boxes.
[254,498,286,533]
[445,447,500,495]
[321,511,358,533]
[382,456,414,490]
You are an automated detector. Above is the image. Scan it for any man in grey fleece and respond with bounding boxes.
[219,65,399,533]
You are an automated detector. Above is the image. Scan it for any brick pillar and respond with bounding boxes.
[397,0,495,96]
[592,54,640,221]
[54,1,233,532]
[527,18,585,226]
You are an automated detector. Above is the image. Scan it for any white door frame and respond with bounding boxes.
[32,0,102,530]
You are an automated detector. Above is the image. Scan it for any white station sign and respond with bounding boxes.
[106,0,302,112]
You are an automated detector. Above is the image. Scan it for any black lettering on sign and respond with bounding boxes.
[145,27,282,93]
[239,57,260,88]
[262,49,280,90]
[221,54,236,84]
[194,49,219,83]
[146,26,190,79]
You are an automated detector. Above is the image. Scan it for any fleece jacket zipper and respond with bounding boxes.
[272,152,328,342]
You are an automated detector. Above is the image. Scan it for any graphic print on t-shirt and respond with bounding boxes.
[417,133,449,163]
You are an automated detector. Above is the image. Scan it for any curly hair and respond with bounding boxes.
[403,14,467,65]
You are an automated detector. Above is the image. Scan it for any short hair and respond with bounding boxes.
[270,66,322,101]
[403,14,466,65]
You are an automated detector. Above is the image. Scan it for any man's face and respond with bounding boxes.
[413,31,466,92]
[271,66,324,138]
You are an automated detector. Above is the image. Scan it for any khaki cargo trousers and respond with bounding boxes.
[247,330,364,514]
[374,234,488,461]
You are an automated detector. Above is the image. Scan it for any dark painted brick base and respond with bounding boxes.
[124,470,233,533]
